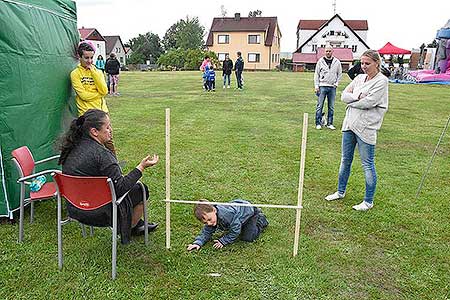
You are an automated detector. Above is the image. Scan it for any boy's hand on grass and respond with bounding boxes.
[213,240,224,249]
[187,244,200,251]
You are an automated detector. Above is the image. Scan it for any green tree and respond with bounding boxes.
[128,32,163,64]
[162,16,205,51]
[157,49,217,70]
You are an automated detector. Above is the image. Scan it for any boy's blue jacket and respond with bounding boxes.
[208,70,215,81]
[193,199,255,246]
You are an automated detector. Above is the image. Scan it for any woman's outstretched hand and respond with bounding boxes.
[137,154,159,172]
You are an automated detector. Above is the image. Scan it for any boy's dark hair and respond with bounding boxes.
[77,42,94,57]
[194,201,215,221]
[237,51,241,56]
[204,55,210,59]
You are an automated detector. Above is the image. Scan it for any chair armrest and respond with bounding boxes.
[115,180,143,205]
[18,169,61,183]
[35,155,60,165]
[116,190,131,205]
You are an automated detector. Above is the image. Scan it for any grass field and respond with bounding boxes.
[0,71,449,299]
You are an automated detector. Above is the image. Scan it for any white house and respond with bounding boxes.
[293,14,370,70]
[104,35,127,66]
[78,27,106,62]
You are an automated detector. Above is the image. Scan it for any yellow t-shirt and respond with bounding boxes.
[70,64,109,116]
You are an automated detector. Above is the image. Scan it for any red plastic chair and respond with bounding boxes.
[11,146,60,242]
[52,172,148,280]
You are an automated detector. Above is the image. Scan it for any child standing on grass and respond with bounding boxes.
[186,199,268,251]
[207,65,216,92]
[200,55,211,90]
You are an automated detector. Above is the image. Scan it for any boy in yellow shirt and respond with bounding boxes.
[70,42,115,154]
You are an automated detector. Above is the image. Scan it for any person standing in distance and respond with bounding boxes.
[314,45,342,130]
[235,51,244,90]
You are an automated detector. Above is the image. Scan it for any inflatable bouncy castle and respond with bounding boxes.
[407,20,450,83]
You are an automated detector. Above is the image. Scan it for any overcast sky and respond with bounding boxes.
[76,0,450,52]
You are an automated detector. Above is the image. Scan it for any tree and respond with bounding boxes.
[157,49,217,70]
[162,16,205,51]
[128,32,163,64]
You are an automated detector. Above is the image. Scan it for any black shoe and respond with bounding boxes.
[257,213,268,229]
[131,220,158,236]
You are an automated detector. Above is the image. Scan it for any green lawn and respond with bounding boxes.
[1,71,449,299]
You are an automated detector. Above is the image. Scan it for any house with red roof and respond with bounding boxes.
[78,27,106,62]
[293,14,370,71]
[206,13,282,70]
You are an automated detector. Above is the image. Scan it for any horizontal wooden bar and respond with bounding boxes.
[163,199,303,209]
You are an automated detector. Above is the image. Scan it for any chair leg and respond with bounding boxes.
[141,182,148,246]
[112,202,117,280]
[90,226,94,236]
[57,194,63,270]
[18,185,25,242]
[81,224,87,237]
[30,201,34,224]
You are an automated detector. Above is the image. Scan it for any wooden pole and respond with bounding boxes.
[165,108,171,249]
[293,113,308,257]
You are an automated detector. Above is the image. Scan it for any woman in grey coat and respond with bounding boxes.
[325,50,389,211]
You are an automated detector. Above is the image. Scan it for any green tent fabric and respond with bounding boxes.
[0,0,79,217]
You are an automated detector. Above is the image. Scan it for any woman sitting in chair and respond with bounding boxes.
[58,109,159,244]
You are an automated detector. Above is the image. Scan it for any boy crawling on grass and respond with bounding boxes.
[187,199,268,251]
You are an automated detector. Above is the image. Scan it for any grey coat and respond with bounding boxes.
[341,72,389,145]
[314,56,342,89]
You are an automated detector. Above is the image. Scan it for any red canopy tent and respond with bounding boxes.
[378,42,411,55]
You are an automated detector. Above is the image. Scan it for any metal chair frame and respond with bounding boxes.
[11,146,60,242]
[52,172,148,280]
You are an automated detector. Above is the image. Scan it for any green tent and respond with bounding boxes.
[0,0,79,217]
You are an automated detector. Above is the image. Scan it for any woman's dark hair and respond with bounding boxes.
[58,109,107,165]
[77,42,95,57]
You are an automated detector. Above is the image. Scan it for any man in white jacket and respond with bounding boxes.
[314,46,342,130]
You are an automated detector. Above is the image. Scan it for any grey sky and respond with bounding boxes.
[76,0,450,52]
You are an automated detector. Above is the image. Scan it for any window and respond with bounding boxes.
[312,45,317,52]
[330,30,335,36]
[218,35,229,44]
[248,53,260,62]
[218,53,228,61]
[352,45,358,52]
[344,45,349,48]
[115,47,121,53]
[248,35,260,44]
[119,57,123,63]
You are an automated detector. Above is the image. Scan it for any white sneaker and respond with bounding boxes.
[227,85,230,88]
[325,191,345,201]
[327,124,336,130]
[352,201,373,211]
[223,85,226,89]
[316,125,322,130]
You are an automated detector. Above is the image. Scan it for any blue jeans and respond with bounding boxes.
[223,74,231,86]
[315,86,336,125]
[236,71,243,89]
[337,131,377,204]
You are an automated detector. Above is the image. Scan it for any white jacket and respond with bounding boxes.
[341,72,389,145]
[314,56,342,89]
